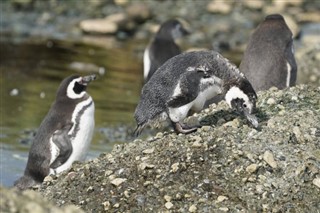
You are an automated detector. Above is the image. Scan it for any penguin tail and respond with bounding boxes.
[14,175,38,190]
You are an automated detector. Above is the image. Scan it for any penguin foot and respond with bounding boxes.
[173,122,200,134]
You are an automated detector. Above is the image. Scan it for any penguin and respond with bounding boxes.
[143,19,190,82]
[14,74,96,190]
[239,14,297,91]
[134,50,258,136]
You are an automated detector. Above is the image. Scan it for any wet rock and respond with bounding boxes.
[80,13,127,34]
[165,201,173,209]
[189,204,197,212]
[207,0,232,14]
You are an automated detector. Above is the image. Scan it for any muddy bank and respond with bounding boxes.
[32,84,320,212]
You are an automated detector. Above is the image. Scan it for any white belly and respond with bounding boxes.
[169,84,222,123]
[52,99,95,174]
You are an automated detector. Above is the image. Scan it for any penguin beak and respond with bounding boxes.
[81,74,96,86]
[244,110,259,128]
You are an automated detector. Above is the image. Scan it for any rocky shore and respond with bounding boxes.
[1,0,320,212]
[2,84,319,212]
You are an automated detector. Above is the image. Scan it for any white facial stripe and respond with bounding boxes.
[143,48,151,80]
[67,77,86,99]
[225,86,252,110]
[286,62,291,87]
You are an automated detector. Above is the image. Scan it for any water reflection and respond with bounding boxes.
[0,38,144,186]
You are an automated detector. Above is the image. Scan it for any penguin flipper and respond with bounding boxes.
[50,123,73,169]
[167,94,194,108]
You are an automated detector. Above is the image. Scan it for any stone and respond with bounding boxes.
[143,147,155,154]
[171,162,179,173]
[110,178,127,186]
[139,162,155,170]
[164,195,172,202]
[216,195,228,203]
[219,207,229,212]
[312,178,320,188]
[263,151,277,169]
[165,201,173,209]
[266,98,276,105]
[207,0,232,14]
[246,164,258,173]
[189,204,197,212]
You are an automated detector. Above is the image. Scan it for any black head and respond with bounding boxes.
[156,19,190,39]
[56,74,96,100]
[225,79,258,127]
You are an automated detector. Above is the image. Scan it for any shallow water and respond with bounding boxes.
[0,38,144,187]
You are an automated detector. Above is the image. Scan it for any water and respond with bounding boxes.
[0,37,144,187]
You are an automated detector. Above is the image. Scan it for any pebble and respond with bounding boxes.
[139,162,155,170]
[207,0,232,14]
[246,164,258,174]
[10,88,19,96]
[189,204,197,212]
[143,147,155,154]
[263,151,277,169]
[110,178,127,186]
[171,162,179,173]
[266,98,276,105]
[312,177,320,188]
[216,195,228,203]
[164,195,172,202]
[165,201,173,209]
[219,207,229,212]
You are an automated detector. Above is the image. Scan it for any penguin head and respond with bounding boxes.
[157,19,190,40]
[57,74,96,100]
[225,79,258,128]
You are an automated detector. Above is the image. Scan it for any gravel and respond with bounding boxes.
[34,84,320,212]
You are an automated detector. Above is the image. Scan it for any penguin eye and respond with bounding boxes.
[243,103,247,108]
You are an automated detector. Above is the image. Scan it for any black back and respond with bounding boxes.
[239,14,297,91]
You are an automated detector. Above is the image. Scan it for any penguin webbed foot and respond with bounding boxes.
[173,122,200,134]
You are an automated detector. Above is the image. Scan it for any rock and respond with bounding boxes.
[216,195,228,203]
[207,0,232,14]
[80,13,127,34]
[0,186,83,213]
[143,147,155,154]
[171,162,179,173]
[126,3,151,22]
[297,12,320,23]
[165,201,173,209]
[312,178,320,188]
[219,207,229,212]
[164,195,172,202]
[263,151,277,169]
[189,204,197,212]
[110,178,127,186]
[243,0,264,10]
[139,162,155,170]
[266,98,276,105]
[246,164,258,173]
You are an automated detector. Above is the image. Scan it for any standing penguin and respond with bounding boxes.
[239,14,297,91]
[134,50,258,136]
[14,74,96,190]
[143,19,190,82]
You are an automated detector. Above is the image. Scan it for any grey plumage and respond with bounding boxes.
[239,14,297,91]
[135,50,258,136]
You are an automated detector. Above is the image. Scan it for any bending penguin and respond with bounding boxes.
[239,14,297,91]
[143,19,190,82]
[134,50,258,136]
[14,74,96,190]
